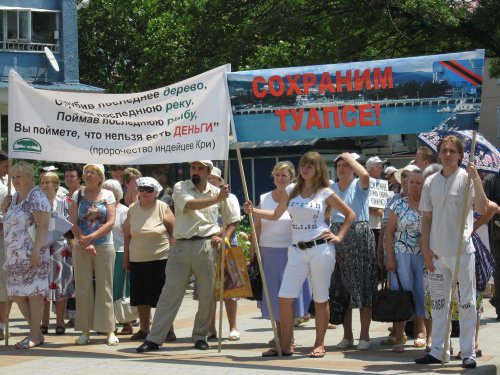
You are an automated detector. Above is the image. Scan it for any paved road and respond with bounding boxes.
[1,289,499,374]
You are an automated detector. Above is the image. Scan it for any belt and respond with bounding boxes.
[178,235,213,241]
[293,238,327,250]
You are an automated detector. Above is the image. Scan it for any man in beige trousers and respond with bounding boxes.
[136,160,239,352]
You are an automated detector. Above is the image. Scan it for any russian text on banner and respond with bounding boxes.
[8,65,231,164]
[227,50,484,142]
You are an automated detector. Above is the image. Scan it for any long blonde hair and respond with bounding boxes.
[288,151,329,201]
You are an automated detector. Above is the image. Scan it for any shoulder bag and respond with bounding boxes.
[372,271,415,322]
[114,272,138,324]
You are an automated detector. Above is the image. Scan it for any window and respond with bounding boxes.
[7,10,29,41]
[1,8,60,51]
[32,11,57,44]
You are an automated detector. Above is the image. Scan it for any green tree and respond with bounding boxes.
[78,0,500,93]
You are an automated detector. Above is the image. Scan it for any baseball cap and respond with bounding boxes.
[189,160,213,170]
[384,166,397,176]
[366,156,387,169]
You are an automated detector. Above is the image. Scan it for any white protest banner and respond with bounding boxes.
[8,65,231,164]
[369,178,389,209]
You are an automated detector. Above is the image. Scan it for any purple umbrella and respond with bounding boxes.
[418,129,500,174]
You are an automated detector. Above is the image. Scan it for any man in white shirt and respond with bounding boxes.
[415,136,488,369]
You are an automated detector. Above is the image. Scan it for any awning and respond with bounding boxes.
[229,138,320,150]
[0,81,104,92]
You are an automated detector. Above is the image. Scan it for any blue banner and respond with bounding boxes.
[227,50,484,142]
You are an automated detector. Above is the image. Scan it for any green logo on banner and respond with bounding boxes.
[13,138,42,153]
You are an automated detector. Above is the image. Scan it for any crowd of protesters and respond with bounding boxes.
[0,138,498,370]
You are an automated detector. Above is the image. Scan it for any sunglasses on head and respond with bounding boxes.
[138,186,155,193]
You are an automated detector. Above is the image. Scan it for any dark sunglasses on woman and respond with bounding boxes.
[138,186,155,193]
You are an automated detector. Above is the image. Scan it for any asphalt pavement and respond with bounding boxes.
[1,288,499,375]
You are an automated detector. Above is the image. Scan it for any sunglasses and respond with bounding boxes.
[138,186,155,193]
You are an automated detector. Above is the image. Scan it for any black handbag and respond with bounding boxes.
[247,255,262,301]
[372,271,415,322]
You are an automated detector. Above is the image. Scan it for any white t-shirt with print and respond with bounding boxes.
[286,185,333,244]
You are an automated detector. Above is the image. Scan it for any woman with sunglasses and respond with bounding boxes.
[123,177,176,341]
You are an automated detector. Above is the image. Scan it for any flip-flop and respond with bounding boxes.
[262,348,293,357]
[309,349,326,358]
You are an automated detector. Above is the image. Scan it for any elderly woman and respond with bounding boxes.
[40,172,74,335]
[69,163,118,346]
[385,170,426,352]
[102,179,133,335]
[250,161,311,346]
[123,177,175,341]
[245,151,355,358]
[123,167,142,206]
[2,161,51,348]
[330,152,378,350]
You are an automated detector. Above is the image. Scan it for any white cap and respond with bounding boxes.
[211,166,223,180]
[189,160,213,170]
[334,152,360,163]
[395,164,421,183]
[384,166,398,176]
[366,156,387,169]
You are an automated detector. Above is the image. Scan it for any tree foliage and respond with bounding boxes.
[78,0,500,93]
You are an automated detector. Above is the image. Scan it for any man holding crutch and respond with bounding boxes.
[415,135,488,369]
[136,160,238,353]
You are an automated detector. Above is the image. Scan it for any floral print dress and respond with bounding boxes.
[4,186,51,296]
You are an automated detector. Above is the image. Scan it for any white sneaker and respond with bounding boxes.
[336,338,354,349]
[107,333,119,346]
[357,340,371,350]
[228,330,240,341]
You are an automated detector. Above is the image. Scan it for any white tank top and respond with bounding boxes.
[259,191,293,248]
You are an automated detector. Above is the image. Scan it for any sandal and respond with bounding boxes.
[392,343,405,353]
[131,330,148,341]
[120,323,133,335]
[228,330,240,341]
[381,334,407,346]
[309,349,326,358]
[414,338,426,348]
[40,325,48,335]
[55,325,66,335]
[262,348,293,357]
[15,337,44,349]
